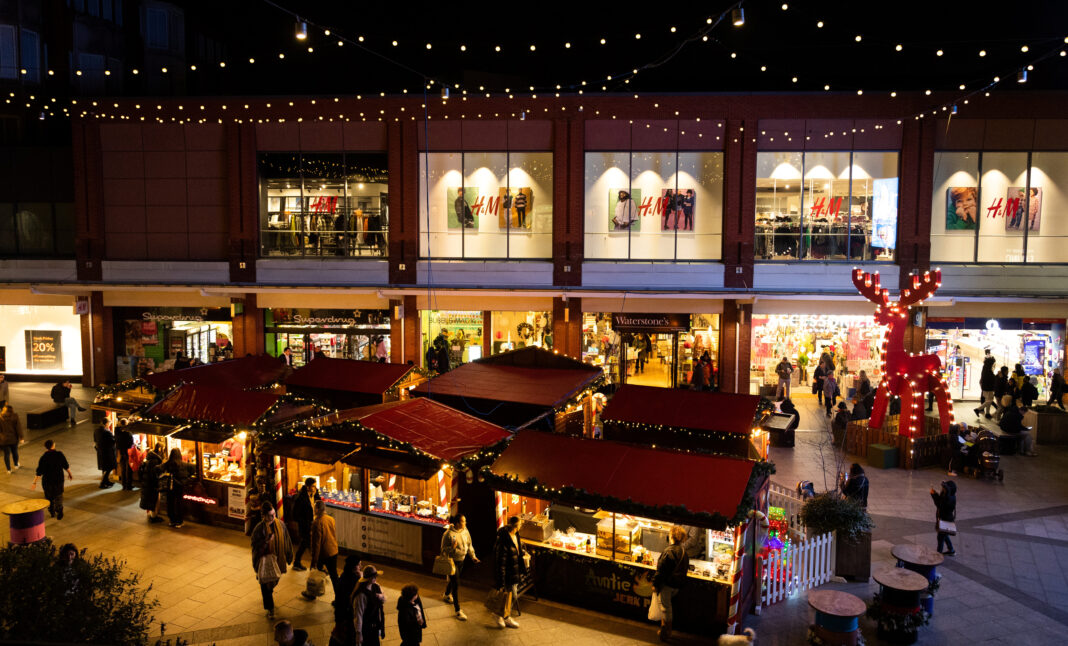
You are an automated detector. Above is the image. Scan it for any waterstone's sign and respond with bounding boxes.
[611,313,691,333]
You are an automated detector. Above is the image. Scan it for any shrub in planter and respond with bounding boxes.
[799,492,874,541]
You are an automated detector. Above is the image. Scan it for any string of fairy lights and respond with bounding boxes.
[6,3,1065,133]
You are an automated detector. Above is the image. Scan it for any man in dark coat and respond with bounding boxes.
[33,440,72,519]
[114,420,135,490]
[139,444,165,523]
[291,477,321,571]
[51,380,86,426]
[93,424,117,489]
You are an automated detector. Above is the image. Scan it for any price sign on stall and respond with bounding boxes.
[24,330,62,370]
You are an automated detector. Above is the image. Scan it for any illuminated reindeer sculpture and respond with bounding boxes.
[852,268,954,438]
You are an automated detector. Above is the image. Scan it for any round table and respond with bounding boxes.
[1,499,51,545]
[808,590,866,646]
[892,543,944,611]
[872,567,930,645]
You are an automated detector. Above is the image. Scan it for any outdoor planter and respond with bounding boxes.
[1024,406,1068,445]
[835,531,872,582]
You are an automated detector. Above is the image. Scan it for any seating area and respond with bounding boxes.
[26,404,67,429]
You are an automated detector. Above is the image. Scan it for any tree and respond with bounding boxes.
[0,539,162,646]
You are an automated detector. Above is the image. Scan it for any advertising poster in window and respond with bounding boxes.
[447,187,478,229]
[610,188,641,232]
[660,189,696,231]
[945,187,978,230]
[1005,187,1041,232]
[498,187,533,229]
[1023,339,1045,376]
[871,178,898,249]
[24,330,62,370]
[140,321,159,345]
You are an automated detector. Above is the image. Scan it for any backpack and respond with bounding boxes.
[157,471,173,492]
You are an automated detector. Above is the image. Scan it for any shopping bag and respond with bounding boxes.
[257,554,281,584]
[433,555,456,576]
[305,569,327,597]
[936,520,957,536]
[484,588,508,616]
[648,591,664,621]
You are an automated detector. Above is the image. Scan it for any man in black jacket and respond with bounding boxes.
[114,420,135,490]
[974,356,998,419]
[291,477,321,571]
[492,516,528,629]
[32,440,72,519]
[93,424,117,489]
[51,380,86,426]
[653,525,690,642]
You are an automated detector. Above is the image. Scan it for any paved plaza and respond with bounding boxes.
[2,382,1067,645]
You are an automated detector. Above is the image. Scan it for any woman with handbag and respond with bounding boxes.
[931,480,957,556]
[651,525,690,642]
[438,514,479,621]
[251,502,294,619]
[491,516,527,629]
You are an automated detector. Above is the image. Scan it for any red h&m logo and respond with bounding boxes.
[310,196,337,213]
[470,195,500,217]
[809,197,843,217]
[986,196,1021,219]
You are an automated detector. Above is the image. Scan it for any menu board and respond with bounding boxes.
[25,330,62,370]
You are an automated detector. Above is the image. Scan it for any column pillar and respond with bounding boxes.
[552,297,582,360]
[719,301,752,394]
[391,296,419,365]
[80,291,113,386]
[231,293,265,358]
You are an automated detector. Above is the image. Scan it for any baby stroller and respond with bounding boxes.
[961,429,1004,481]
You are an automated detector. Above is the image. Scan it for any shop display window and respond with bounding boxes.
[287,458,362,510]
[489,310,551,354]
[500,493,735,584]
[0,201,75,258]
[581,313,719,389]
[418,152,552,259]
[367,469,450,526]
[931,151,1067,264]
[756,151,898,261]
[200,436,247,484]
[258,152,389,258]
[678,314,720,388]
[0,305,83,375]
[584,152,723,261]
[422,310,484,371]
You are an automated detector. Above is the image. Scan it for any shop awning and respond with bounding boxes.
[263,436,356,465]
[601,385,760,435]
[340,446,439,480]
[143,354,288,392]
[170,426,237,445]
[285,358,413,396]
[413,347,602,408]
[145,384,281,427]
[306,398,511,463]
[124,420,175,436]
[488,432,758,528]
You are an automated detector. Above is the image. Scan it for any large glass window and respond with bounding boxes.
[0,202,75,258]
[418,152,552,259]
[756,151,898,261]
[259,152,388,258]
[584,152,723,260]
[932,151,1065,263]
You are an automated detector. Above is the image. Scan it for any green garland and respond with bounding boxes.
[141,393,328,433]
[95,379,158,398]
[865,594,929,633]
[807,628,865,646]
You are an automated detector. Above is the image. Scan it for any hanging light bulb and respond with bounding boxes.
[295,20,308,41]
[732,7,745,26]
[1017,69,1028,83]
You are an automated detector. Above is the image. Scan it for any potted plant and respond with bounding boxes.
[1023,405,1068,445]
[799,492,874,581]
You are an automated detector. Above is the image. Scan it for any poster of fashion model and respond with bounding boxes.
[498,187,534,229]
[945,187,978,230]
[610,188,641,231]
[1005,187,1041,232]
[447,187,477,229]
[870,178,898,249]
[660,188,696,231]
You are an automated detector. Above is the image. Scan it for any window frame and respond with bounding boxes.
[0,202,75,259]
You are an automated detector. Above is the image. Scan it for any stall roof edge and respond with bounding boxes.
[143,354,288,392]
[600,385,761,435]
[285,358,414,395]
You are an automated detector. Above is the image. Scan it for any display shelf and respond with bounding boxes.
[520,536,729,584]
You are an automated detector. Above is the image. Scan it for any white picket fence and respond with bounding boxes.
[759,482,837,609]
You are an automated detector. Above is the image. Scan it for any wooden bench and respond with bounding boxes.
[26,405,68,429]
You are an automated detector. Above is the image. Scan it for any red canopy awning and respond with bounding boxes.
[145,384,281,427]
[144,354,287,392]
[489,432,755,521]
[601,385,760,435]
[308,398,511,463]
[414,365,601,408]
[286,357,413,395]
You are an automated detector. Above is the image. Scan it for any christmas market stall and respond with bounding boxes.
[138,383,322,529]
[601,385,769,459]
[485,431,773,636]
[283,357,426,408]
[412,346,605,432]
[263,397,511,566]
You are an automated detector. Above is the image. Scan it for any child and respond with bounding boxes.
[397,584,427,646]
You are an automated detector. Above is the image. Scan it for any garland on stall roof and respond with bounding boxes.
[141,393,328,433]
[95,379,158,399]
[383,366,434,398]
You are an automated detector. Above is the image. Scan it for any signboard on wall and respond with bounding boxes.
[611,313,691,333]
[268,308,390,328]
[227,486,247,520]
[24,330,62,370]
[333,509,423,564]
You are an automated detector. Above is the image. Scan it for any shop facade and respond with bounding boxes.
[420,308,553,371]
[0,303,83,379]
[264,308,391,366]
[111,306,235,380]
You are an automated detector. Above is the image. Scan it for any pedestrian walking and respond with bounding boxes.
[251,502,294,620]
[1020,376,1039,408]
[138,443,165,523]
[32,440,72,519]
[114,419,135,490]
[974,356,998,419]
[993,365,1010,420]
[160,448,191,527]
[812,361,826,406]
[50,379,86,426]
[329,555,362,646]
[0,403,23,473]
[353,565,387,646]
[823,371,839,418]
[292,477,321,571]
[839,463,869,508]
[775,356,794,401]
[397,584,427,646]
[273,619,313,646]
[310,500,339,592]
[652,525,690,642]
[492,515,528,629]
[1048,368,1066,410]
[93,423,117,489]
[440,514,479,621]
[856,370,872,398]
[931,480,957,556]
[0,373,9,407]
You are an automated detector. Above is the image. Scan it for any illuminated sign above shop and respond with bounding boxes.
[611,313,691,333]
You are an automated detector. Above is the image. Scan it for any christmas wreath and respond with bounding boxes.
[516,322,535,339]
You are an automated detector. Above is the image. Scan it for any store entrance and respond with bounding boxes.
[623,333,678,388]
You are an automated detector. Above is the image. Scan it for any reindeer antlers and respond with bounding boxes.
[898,270,942,307]
[852,269,889,307]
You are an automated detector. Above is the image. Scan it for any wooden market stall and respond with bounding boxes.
[412,346,604,432]
[139,383,322,528]
[263,398,511,567]
[485,431,772,636]
[284,357,425,409]
[601,385,768,459]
